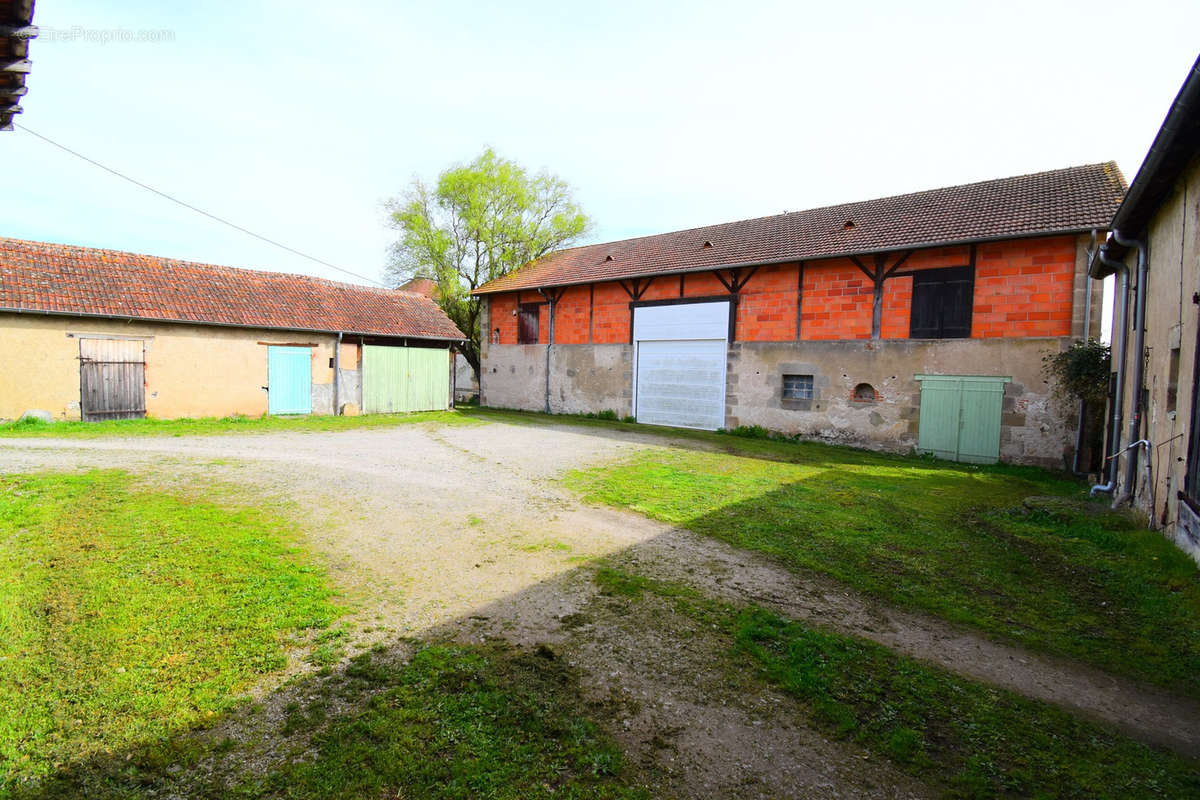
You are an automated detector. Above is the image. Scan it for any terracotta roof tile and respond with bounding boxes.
[476,163,1125,294]
[0,238,465,340]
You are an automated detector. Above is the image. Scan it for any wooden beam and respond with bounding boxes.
[617,280,634,299]
[882,250,914,279]
[0,85,27,97]
[714,270,736,294]
[732,265,758,292]
[1,60,31,74]
[848,254,876,282]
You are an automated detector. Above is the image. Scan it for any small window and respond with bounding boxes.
[910,266,974,339]
[517,304,540,344]
[782,374,814,400]
[853,383,876,402]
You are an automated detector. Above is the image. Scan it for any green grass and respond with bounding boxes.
[232,644,651,799]
[0,409,480,438]
[594,568,1200,800]
[20,644,654,800]
[568,445,1200,696]
[0,470,340,790]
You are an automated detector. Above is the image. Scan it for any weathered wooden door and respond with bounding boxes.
[915,375,1010,464]
[267,346,312,415]
[362,345,450,413]
[79,338,146,421]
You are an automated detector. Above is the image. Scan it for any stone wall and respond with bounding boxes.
[725,338,1074,468]
[479,334,1076,467]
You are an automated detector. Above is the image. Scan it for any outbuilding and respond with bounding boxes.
[0,238,465,421]
[474,164,1125,468]
[1088,54,1200,559]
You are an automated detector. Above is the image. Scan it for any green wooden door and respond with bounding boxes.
[363,345,449,413]
[915,375,1010,464]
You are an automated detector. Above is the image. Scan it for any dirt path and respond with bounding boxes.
[1,418,1196,790]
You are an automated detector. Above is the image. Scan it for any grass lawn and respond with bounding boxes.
[0,409,479,438]
[564,435,1200,697]
[594,568,1200,800]
[0,470,340,791]
[1,470,653,799]
[20,642,654,800]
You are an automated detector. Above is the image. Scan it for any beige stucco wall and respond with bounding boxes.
[0,313,363,420]
[1114,156,1200,557]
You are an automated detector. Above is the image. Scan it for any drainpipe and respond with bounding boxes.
[1090,245,1131,496]
[1111,231,1149,508]
[1072,233,1098,475]
[538,288,556,414]
[333,331,343,415]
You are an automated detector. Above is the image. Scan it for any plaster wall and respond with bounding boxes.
[0,313,364,420]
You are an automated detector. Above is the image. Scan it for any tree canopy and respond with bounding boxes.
[385,148,592,378]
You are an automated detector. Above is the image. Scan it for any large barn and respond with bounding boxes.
[474,164,1125,467]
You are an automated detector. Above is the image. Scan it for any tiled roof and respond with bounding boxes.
[476,163,1125,294]
[0,238,466,340]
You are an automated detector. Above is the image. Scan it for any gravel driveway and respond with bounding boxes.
[2,416,1195,797]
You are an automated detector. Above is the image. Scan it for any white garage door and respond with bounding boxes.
[634,301,729,430]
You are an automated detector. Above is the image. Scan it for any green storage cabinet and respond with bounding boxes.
[363,345,450,414]
[915,375,1011,464]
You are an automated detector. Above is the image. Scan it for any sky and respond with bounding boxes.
[8,0,1200,293]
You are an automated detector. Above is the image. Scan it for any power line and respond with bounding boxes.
[15,122,385,287]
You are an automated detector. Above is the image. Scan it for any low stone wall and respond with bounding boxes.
[480,337,1075,467]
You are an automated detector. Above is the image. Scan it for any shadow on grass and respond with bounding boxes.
[11,548,1200,800]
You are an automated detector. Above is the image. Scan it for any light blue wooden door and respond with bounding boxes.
[268,346,312,415]
[915,374,1010,464]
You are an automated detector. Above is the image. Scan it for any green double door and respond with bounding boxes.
[362,345,450,414]
[915,375,1010,464]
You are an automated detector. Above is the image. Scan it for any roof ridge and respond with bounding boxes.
[0,235,414,297]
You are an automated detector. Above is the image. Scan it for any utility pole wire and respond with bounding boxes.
[15,122,385,287]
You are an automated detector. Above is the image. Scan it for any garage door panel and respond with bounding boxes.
[636,338,726,430]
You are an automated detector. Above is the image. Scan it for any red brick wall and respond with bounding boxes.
[972,236,1075,338]
[485,234,1078,344]
[801,258,873,340]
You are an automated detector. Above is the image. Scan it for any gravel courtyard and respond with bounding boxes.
[2,415,1196,798]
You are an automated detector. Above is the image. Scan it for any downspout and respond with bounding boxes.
[333,331,343,416]
[1111,230,1149,508]
[1090,246,1131,496]
[1072,233,1097,475]
[539,288,556,414]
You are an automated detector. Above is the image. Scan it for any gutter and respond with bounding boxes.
[1101,55,1200,257]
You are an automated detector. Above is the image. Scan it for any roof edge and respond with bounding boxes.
[1109,54,1200,246]
[474,226,1102,295]
[0,306,466,342]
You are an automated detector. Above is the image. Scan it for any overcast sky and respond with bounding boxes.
[8,1,1200,289]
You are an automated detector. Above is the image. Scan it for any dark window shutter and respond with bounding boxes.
[910,281,940,338]
[518,304,540,344]
[909,266,974,339]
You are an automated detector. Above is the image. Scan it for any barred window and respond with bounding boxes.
[782,374,814,401]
